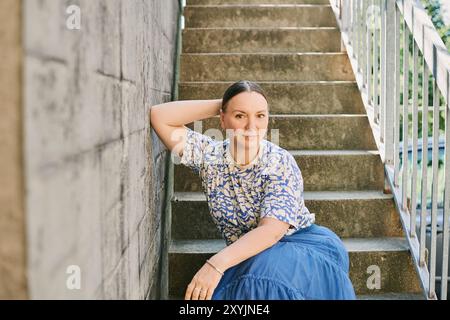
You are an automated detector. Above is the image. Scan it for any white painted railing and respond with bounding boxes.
[330,0,450,300]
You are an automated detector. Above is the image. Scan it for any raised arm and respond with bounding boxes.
[149,99,222,157]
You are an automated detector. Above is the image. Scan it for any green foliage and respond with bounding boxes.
[395,1,449,208]
[392,1,449,140]
[420,0,450,50]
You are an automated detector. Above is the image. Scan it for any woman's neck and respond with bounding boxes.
[230,138,261,167]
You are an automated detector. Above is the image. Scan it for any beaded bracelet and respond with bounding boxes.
[205,259,225,276]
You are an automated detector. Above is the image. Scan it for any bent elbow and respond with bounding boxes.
[266,229,285,246]
[148,106,152,124]
[273,231,285,244]
[149,105,160,126]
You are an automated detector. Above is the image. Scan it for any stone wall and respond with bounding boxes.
[21,0,179,299]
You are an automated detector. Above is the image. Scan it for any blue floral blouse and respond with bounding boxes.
[179,127,315,246]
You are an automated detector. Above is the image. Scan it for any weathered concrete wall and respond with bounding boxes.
[0,0,28,299]
[23,0,179,299]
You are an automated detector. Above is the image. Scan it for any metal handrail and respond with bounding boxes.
[330,0,450,300]
[159,0,185,300]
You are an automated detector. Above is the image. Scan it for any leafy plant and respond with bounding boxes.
[420,0,450,50]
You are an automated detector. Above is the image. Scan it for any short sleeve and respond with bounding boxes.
[260,153,307,230]
[179,127,215,175]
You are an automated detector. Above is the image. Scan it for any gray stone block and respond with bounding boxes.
[124,130,149,238]
[26,149,103,299]
[83,0,121,78]
[24,0,180,299]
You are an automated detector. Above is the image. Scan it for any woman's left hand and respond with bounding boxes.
[184,262,223,300]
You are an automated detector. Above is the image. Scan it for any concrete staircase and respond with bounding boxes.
[168,0,424,299]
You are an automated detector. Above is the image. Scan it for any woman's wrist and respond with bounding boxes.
[213,98,223,116]
[205,259,225,276]
[207,98,222,117]
[207,253,230,274]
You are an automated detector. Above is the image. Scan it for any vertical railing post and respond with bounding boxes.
[355,0,360,63]
[367,0,374,107]
[380,0,386,143]
[350,0,355,48]
[419,53,429,269]
[402,17,410,211]
[362,1,368,89]
[374,0,380,125]
[430,78,440,300]
[410,40,419,238]
[161,0,185,299]
[442,72,450,299]
[345,0,350,36]
[384,0,395,165]
[394,2,401,187]
[357,1,363,71]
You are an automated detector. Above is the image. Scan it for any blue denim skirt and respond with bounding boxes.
[211,223,356,300]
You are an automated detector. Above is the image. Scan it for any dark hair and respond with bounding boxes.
[221,80,269,113]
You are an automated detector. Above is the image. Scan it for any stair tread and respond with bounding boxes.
[174,149,379,158]
[194,113,368,118]
[186,0,330,3]
[168,292,426,300]
[181,52,347,56]
[179,80,358,84]
[190,114,372,120]
[187,0,330,2]
[170,237,410,254]
[290,149,379,156]
[183,26,339,30]
[173,190,393,202]
[186,4,332,7]
[357,293,426,300]
[269,114,368,118]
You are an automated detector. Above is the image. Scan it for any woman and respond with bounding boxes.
[150,80,356,300]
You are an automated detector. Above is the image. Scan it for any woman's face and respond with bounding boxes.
[219,91,269,150]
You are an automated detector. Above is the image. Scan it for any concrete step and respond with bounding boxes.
[178,81,365,115]
[183,5,337,28]
[174,149,384,192]
[169,292,426,300]
[182,115,377,150]
[171,191,404,240]
[182,27,342,53]
[180,53,355,81]
[168,237,422,297]
[187,0,331,5]
[357,293,426,300]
